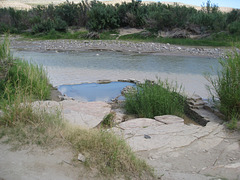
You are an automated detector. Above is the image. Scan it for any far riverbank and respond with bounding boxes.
[7,35,234,58]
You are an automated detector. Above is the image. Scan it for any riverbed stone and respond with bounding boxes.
[97,79,112,84]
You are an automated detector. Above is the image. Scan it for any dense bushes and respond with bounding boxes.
[32,17,67,33]
[87,2,119,31]
[0,0,239,35]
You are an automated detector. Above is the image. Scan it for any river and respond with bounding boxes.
[13,50,220,99]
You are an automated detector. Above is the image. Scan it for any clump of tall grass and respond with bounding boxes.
[0,36,12,79]
[0,36,58,145]
[65,126,153,177]
[206,50,240,128]
[124,79,186,118]
[5,60,51,100]
[0,37,51,105]
[0,96,64,147]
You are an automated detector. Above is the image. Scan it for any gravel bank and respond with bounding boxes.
[8,36,234,58]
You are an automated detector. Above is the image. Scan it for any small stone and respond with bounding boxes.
[144,134,151,139]
[58,95,64,101]
[97,80,111,84]
[188,94,202,102]
[121,86,136,95]
[78,153,86,162]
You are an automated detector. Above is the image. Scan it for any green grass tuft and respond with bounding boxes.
[66,126,153,177]
[206,50,240,129]
[102,112,115,128]
[124,79,186,119]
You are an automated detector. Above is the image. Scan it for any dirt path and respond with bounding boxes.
[0,143,79,180]
[0,141,105,180]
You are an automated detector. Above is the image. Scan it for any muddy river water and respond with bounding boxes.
[13,50,220,99]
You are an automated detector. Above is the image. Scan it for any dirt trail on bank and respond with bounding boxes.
[0,140,111,180]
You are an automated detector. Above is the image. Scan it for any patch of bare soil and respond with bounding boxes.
[0,141,104,180]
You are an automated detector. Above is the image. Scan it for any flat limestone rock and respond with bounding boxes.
[113,114,240,180]
[32,100,111,128]
[61,100,111,128]
[114,115,218,153]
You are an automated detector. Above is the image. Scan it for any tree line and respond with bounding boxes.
[0,0,239,35]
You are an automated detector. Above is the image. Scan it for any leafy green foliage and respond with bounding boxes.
[87,1,119,31]
[228,21,240,34]
[117,0,147,28]
[0,0,239,35]
[32,17,67,34]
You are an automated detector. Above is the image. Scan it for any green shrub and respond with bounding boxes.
[124,79,186,118]
[228,21,240,34]
[206,51,240,124]
[55,1,78,26]
[53,17,68,32]
[0,23,10,33]
[32,19,54,33]
[117,0,146,28]
[87,2,119,31]
[32,17,67,34]
[226,9,240,24]
[4,60,51,101]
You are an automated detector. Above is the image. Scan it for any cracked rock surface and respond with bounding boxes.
[113,114,240,180]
